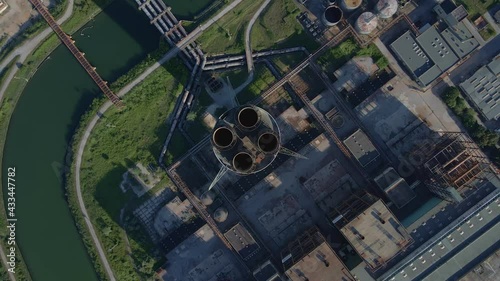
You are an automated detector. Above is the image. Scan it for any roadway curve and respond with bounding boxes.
[0,2,75,280]
[73,1,245,280]
[244,0,271,73]
[0,0,74,102]
[237,0,271,94]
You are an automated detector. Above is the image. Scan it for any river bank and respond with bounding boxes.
[0,0,160,280]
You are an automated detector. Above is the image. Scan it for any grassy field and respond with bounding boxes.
[317,39,389,74]
[75,59,187,281]
[272,52,307,75]
[164,130,190,164]
[456,0,496,19]
[479,24,497,41]
[237,64,276,104]
[197,0,265,54]
[251,0,319,52]
[185,92,213,143]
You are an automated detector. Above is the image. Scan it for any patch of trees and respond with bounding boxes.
[442,87,500,165]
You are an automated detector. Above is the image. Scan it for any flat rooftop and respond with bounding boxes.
[380,192,500,281]
[390,24,469,86]
[415,26,458,72]
[253,260,281,281]
[374,167,416,208]
[391,31,435,77]
[460,56,500,120]
[286,241,354,281]
[153,196,196,237]
[162,224,244,281]
[224,223,260,261]
[440,22,479,59]
[343,129,380,167]
[336,198,413,269]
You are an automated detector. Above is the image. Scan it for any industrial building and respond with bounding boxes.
[281,227,355,281]
[343,129,380,167]
[252,260,281,281]
[410,132,500,203]
[459,56,500,121]
[379,192,500,281]
[330,192,413,270]
[390,2,478,86]
[224,223,261,261]
[374,167,416,208]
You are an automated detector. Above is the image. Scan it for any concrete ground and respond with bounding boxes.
[234,134,364,253]
[354,77,461,157]
[161,224,247,281]
[460,249,500,281]
[0,0,55,47]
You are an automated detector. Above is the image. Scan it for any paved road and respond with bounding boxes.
[448,35,500,85]
[74,1,244,279]
[483,12,500,34]
[244,0,271,73]
[74,99,117,281]
[0,0,74,103]
[175,0,243,50]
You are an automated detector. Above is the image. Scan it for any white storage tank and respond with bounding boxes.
[214,207,228,223]
[340,0,362,11]
[376,0,398,19]
[355,12,378,34]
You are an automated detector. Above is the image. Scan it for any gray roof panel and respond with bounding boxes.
[416,27,459,71]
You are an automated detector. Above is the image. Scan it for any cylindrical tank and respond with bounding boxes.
[200,191,215,206]
[323,5,343,26]
[355,12,378,35]
[214,207,228,223]
[211,105,281,175]
[340,0,362,11]
[376,0,398,18]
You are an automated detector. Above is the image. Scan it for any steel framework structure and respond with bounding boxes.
[412,132,497,201]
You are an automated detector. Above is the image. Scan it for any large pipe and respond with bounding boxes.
[258,132,279,154]
[213,127,235,149]
[233,152,254,173]
[237,107,260,129]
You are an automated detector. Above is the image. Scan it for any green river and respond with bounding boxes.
[2,0,159,280]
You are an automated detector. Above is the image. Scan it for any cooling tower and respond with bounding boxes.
[323,5,343,26]
[211,105,281,175]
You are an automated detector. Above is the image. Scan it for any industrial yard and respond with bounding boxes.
[14,0,497,280]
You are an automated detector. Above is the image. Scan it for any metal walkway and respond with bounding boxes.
[28,0,124,107]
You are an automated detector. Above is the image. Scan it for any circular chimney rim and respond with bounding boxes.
[237,107,260,129]
[213,126,235,149]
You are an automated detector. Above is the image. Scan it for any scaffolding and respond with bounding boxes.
[329,191,378,229]
[280,227,326,270]
[411,132,497,202]
[328,191,413,270]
